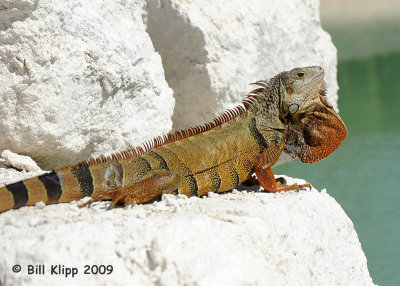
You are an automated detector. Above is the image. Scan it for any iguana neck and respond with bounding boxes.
[252,75,286,132]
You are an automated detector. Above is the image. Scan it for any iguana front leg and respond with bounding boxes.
[254,149,311,193]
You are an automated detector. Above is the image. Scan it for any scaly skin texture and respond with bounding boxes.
[0,66,347,213]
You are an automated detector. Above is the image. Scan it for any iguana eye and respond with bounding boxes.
[296,72,304,78]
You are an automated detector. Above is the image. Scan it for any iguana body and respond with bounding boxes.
[0,66,347,213]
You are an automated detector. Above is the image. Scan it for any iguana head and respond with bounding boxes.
[278,66,348,163]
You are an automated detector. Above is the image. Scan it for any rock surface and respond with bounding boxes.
[144,0,338,129]
[0,176,375,286]
[1,150,41,172]
[0,152,45,187]
[0,0,174,170]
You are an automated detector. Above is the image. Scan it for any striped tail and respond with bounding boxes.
[0,170,81,213]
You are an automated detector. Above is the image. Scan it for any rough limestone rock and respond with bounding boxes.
[0,176,375,286]
[0,0,174,170]
[144,0,338,129]
[0,153,45,187]
[1,150,41,172]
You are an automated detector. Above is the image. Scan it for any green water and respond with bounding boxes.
[325,21,400,61]
[274,52,400,285]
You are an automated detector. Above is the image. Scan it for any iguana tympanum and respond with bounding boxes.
[0,66,347,213]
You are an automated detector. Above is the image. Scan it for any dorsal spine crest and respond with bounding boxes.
[81,83,270,167]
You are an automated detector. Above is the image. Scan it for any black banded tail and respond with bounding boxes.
[0,170,68,213]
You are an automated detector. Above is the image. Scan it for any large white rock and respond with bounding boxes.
[144,0,338,129]
[0,176,375,286]
[0,151,45,188]
[0,0,174,170]
[1,150,41,172]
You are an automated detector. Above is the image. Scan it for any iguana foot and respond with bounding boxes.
[271,181,311,192]
[80,187,137,208]
[254,165,311,193]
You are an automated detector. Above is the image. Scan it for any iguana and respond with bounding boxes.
[0,66,347,213]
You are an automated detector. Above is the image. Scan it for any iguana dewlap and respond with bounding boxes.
[0,66,347,213]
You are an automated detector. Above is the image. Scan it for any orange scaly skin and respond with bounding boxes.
[0,66,347,213]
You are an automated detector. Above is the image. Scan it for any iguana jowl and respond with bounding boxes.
[0,66,347,213]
